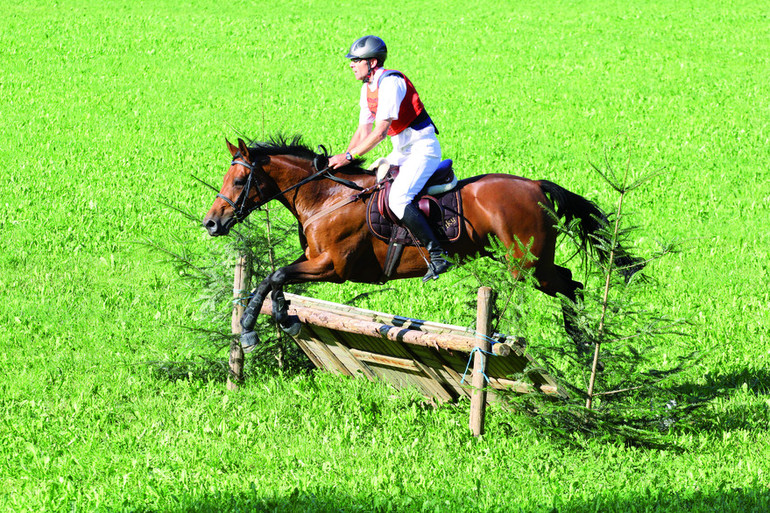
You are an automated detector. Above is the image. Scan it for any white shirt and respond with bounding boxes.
[357,68,437,157]
[358,68,407,126]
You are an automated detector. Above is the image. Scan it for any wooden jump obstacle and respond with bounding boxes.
[226,255,563,435]
[234,293,562,436]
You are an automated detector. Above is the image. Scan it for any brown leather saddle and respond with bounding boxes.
[366,160,463,277]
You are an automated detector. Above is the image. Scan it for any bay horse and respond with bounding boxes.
[203,136,642,353]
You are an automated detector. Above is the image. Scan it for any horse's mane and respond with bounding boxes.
[246,134,318,161]
[245,134,373,175]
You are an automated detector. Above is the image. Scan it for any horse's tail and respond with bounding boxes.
[538,180,644,281]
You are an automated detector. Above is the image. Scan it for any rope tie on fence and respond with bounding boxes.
[232,289,250,308]
[473,331,500,346]
[460,346,496,385]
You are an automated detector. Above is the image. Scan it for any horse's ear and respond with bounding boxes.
[237,138,250,160]
[226,138,239,157]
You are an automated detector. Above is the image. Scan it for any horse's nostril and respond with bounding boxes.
[203,217,219,234]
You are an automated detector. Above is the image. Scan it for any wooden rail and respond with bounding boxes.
[252,290,565,434]
[227,253,564,434]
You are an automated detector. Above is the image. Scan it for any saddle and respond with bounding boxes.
[366,159,463,277]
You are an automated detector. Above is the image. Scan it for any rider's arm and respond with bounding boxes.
[347,122,373,154]
[329,74,400,168]
[350,119,391,156]
[329,120,391,168]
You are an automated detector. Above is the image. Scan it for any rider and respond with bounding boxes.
[329,35,452,281]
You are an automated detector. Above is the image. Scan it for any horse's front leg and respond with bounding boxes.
[264,266,301,335]
[271,287,300,336]
[240,254,337,351]
[239,273,275,352]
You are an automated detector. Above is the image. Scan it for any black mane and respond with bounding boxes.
[245,134,372,175]
[246,134,319,161]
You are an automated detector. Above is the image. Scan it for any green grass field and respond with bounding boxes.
[1,0,769,511]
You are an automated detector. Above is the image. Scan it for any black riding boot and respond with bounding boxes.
[401,203,453,281]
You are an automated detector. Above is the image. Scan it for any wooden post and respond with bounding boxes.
[227,253,250,390]
[470,286,495,436]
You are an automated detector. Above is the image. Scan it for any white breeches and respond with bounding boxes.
[387,128,441,219]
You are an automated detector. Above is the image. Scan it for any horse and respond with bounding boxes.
[203,135,643,353]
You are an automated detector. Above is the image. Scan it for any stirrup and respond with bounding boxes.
[422,258,452,282]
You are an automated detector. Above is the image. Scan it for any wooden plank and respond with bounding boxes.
[292,334,326,370]
[385,341,465,402]
[255,292,564,400]
[260,297,480,352]
[347,339,456,403]
[271,294,557,389]
[363,329,459,403]
[320,329,379,381]
[335,330,416,388]
[297,325,355,377]
[348,348,420,371]
[285,293,471,336]
[318,323,443,398]
[302,324,370,378]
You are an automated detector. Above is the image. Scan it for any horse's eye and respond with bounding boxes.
[233,178,246,187]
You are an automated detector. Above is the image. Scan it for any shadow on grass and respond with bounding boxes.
[672,367,770,398]
[664,367,770,435]
[129,484,770,513]
[494,363,770,451]
[144,355,769,449]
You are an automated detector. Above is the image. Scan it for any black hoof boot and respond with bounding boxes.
[240,330,260,353]
[280,316,302,337]
[240,309,258,332]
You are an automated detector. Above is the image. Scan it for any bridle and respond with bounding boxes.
[217,147,365,223]
[216,155,264,221]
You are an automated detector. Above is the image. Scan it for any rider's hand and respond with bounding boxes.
[329,153,351,169]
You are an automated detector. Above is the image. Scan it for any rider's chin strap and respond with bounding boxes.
[363,62,379,84]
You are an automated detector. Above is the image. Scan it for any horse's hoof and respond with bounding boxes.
[241,330,259,353]
[280,316,302,337]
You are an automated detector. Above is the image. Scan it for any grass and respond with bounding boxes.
[1,0,769,511]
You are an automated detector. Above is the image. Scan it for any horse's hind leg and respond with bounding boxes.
[535,264,592,356]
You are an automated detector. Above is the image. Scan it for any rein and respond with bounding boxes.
[303,181,381,229]
[219,147,365,222]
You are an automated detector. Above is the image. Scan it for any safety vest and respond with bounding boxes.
[366,69,426,136]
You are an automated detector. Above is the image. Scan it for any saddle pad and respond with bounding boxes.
[366,188,463,244]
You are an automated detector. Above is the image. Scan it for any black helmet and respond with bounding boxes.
[346,35,387,65]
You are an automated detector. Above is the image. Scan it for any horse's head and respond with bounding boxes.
[203,138,268,236]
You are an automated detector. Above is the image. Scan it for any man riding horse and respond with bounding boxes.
[203,38,645,354]
[328,35,452,281]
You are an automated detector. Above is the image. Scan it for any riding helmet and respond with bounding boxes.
[346,35,387,64]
